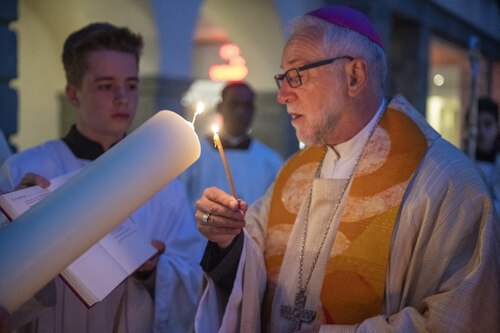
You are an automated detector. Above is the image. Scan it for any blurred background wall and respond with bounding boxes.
[1,0,499,159]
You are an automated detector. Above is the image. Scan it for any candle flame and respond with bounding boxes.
[211,123,220,134]
[191,102,205,125]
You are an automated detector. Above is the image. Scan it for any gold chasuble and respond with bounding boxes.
[263,106,428,327]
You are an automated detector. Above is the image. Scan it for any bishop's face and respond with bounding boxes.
[276,29,351,146]
[66,50,139,149]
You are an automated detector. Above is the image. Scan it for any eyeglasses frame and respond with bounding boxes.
[274,56,354,89]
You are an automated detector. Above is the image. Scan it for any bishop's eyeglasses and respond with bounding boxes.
[274,56,353,89]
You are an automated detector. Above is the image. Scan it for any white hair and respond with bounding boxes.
[291,15,387,94]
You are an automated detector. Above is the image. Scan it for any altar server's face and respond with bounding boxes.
[66,50,139,148]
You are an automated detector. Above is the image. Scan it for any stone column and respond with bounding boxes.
[389,15,429,115]
[253,91,297,159]
[0,0,18,150]
[131,76,193,131]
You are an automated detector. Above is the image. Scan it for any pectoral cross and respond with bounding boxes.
[280,288,316,332]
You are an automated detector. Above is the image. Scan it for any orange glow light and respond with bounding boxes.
[209,64,248,82]
[209,43,248,82]
[219,43,240,60]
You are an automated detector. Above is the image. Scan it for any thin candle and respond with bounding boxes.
[212,124,237,198]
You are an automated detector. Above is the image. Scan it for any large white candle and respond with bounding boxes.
[0,110,200,312]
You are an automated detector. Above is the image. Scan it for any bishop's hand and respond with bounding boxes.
[195,187,247,249]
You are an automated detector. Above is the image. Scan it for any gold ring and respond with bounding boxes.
[202,213,211,224]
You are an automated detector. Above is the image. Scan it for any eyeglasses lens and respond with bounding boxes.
[286,69,302,88]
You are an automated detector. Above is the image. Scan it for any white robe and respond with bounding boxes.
[195,96,500,333]
[1,140,205,333]
[180,137,283,206]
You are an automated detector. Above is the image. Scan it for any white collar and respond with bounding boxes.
[321,99,386,179]
[221,132,249,146]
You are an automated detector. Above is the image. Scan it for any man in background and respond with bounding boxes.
[1,22,204,333]
[0,305,10,333]
[475,97,500,212]
[181,81,283,206]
